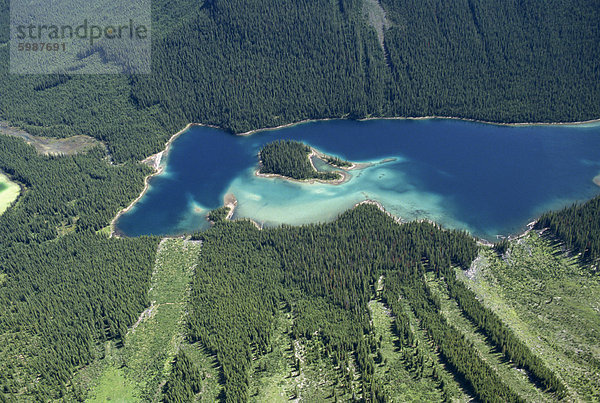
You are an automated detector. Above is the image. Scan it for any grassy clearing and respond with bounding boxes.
[86,366,138,403]
[1,123,101,156]
[426,272,550,402]
[80,238,202,402]
[180,342,222,402]
[0,173,20,214]
[96,225,112,236]
[248,309,298,402]
[460,232,600,400]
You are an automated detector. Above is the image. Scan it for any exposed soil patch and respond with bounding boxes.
[0,121,102,156]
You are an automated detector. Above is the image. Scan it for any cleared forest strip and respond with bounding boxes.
[426,272,550,402]
[395,297,473,402]
[461,235,600,401]
[85,238,201,402]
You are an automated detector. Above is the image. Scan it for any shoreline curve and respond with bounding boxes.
[110,115,600,238]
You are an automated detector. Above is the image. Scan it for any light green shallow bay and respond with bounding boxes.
[0,173,20,215]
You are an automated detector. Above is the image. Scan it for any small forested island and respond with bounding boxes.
[257,140,346,182]
[324,155,352,168]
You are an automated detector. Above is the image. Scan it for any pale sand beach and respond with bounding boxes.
[224,193,237,220]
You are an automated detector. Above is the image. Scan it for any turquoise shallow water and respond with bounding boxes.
[115,119,600,240]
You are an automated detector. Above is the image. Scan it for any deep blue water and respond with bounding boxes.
[115,119,600,240]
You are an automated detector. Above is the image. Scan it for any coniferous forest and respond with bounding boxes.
[183,204,566,402]
[535,196,600,265]
[259,140,340,181]
[0,136,160,398]
[1,0,599,161]
[0,0,598,400]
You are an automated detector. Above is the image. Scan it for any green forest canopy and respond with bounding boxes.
[1,0,599,161]
[258,140,340,181]
[0,0,598,400]
[535,195,600,265]
[181,204,564,402]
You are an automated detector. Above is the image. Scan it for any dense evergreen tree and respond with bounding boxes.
[184,205,560,402]
[0,136,159,398]
[163,350,204,403]
[535,196,600,264]
[207,206,231,224]
[324,155,352,168]
[259,140,340,181]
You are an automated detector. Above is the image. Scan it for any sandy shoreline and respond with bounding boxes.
[255,169,350,185]
[109,171,153,237]
[223,193,237,220]
[594,174,600,187]
[140,123,223,171]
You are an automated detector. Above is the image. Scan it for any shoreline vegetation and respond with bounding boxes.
[206,193,238,224]
[237,115,600,137]
[110,115,600,239]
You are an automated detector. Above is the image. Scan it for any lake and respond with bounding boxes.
[0,173,21,215]
[115,119,600,241]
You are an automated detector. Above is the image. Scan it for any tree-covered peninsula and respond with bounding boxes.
[176,204,565,402]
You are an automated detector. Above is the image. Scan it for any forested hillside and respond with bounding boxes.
[0,136,160,399]
[0,0,598,399]
[1,0,599,161]
[535,195,600,264]
[178,204,564,402]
